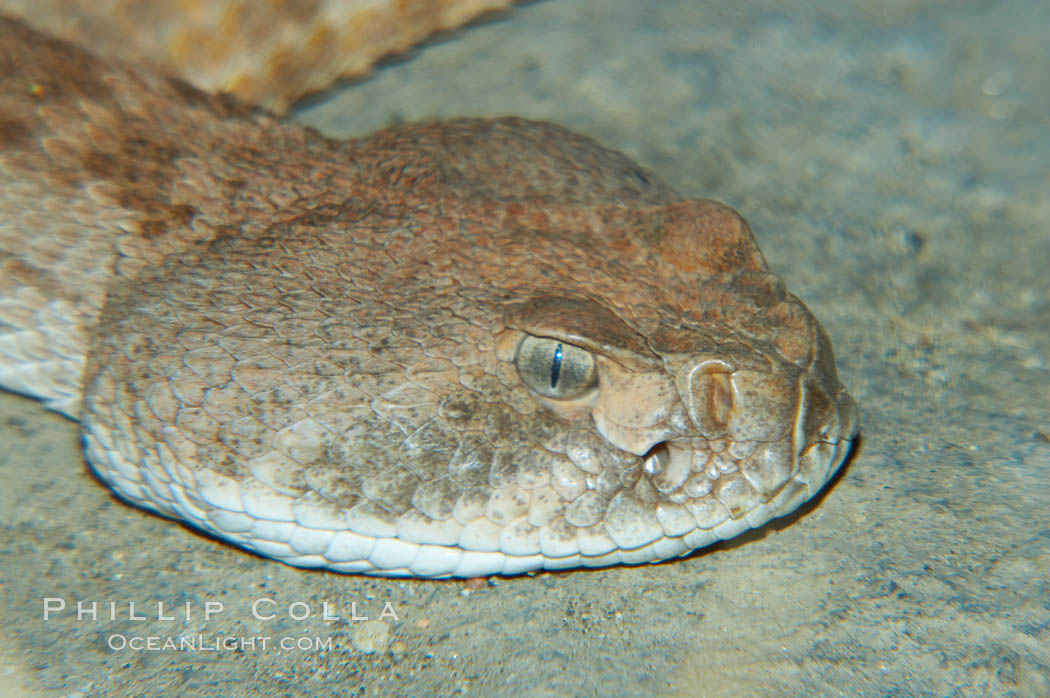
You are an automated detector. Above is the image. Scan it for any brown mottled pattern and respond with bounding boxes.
[0,0,512,112]
[0,17,858,577]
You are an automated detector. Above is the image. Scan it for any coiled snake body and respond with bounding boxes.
[0,19,858,577]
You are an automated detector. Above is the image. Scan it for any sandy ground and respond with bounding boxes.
[1,0,1048,695]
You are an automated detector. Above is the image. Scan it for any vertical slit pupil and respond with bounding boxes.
[550,343,563,389]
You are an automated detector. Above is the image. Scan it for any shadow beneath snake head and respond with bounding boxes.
[692,432,864,557]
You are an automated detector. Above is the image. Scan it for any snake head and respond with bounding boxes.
[496,200,859,560]
[78,118,857,576]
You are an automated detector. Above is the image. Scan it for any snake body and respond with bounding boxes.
[0,18,858,577]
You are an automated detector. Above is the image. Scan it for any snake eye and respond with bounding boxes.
[514,335,597,400]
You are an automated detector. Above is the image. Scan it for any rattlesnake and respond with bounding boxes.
[0,18,858,577]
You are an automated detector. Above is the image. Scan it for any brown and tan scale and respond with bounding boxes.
[0,17,858,577]
[0,0,513,112]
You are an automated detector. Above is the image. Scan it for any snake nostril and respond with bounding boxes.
[680,362,734,438]
[642,442,670,475]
